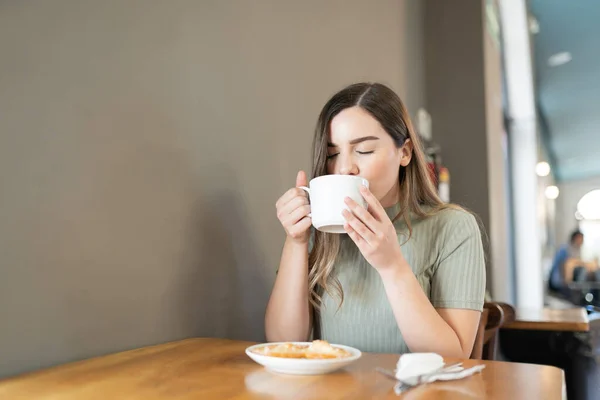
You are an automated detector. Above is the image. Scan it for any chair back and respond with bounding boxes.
[470,302,516,360]
[470,308,489,359]
[481,302,504,360]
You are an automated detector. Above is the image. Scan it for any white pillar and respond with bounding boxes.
[499,0,544,309]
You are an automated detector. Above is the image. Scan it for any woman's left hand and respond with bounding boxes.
[342,186,406,273]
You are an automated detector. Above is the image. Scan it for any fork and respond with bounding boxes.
[376,362,463,393]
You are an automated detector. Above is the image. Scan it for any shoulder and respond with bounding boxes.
[555,245,569,259]
[421,206,480,239]
[399,206,482,260]
[421,207,483,260]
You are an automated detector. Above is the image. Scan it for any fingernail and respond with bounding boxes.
[360,185,367,192]
[344,197,352,203]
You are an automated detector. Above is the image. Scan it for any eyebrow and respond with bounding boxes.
[327,136,380,147]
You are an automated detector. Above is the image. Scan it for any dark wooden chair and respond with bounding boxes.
[496,302,516,325]
[470,307,489,359]
[481,302,505,360]
[471,302,516,360]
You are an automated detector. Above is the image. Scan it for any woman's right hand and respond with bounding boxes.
[276,170,312,244]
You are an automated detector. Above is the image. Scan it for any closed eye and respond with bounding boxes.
[326,153,339,160]
[357,151,374,155]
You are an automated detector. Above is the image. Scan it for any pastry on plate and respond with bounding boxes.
[252,340,352,359]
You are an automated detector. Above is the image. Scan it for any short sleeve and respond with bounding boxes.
[554,247,568,267]
[430,210,486,311]
[549,246,568,287]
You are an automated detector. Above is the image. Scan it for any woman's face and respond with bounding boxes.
[326,106,412,207]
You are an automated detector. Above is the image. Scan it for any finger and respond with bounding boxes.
[296,170,308,188]
[343,208,376,246]
[288,216,312,238]
[276,187,308,209]
[359,185,386,221]
[344,196,379,233]
[283,205,311,227]
[278,195,309,219]
[344,222,365,247]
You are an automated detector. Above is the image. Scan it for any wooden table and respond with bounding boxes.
[0,338,565,399]
[502,307,589,332]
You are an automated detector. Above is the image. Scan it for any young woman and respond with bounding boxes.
[265,83,485,357]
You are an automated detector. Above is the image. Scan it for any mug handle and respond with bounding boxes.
[298,186,312,218]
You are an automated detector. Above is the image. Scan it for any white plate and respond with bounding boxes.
[245,342,362,375]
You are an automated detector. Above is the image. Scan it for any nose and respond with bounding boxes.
[337,154,359,176]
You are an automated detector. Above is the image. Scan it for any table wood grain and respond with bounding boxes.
[502,307,589,332]
[0,338,565,399]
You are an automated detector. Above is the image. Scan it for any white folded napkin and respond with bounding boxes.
[395,353,485,386]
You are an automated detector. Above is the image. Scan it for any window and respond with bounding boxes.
[577,189,600,262]
[577,189,600,221]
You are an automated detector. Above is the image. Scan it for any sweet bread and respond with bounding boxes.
[252,340,351,359]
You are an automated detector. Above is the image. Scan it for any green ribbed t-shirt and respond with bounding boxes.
[314,204,486,354]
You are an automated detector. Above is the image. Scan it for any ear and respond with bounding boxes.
[399,138,413,167]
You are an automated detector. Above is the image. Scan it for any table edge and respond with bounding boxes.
[0,336,568,385]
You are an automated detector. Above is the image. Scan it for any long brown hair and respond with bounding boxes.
[308,82,452,310]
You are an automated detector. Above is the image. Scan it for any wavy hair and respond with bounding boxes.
[308,82,455,310]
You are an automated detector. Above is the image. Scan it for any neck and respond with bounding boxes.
[379,182,400,208]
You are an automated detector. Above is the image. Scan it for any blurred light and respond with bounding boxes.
[529,15,540,34]
[545,185,559,200]
[577,189,600,220]
[548,52,572,67]
[536,161,550,177]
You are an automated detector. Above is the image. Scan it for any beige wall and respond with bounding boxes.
[424,0,493,292]
[0,0,426,378]
[423,0,511,300]
[424,0,488,225]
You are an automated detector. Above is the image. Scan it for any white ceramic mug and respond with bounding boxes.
[299,175,369,234]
